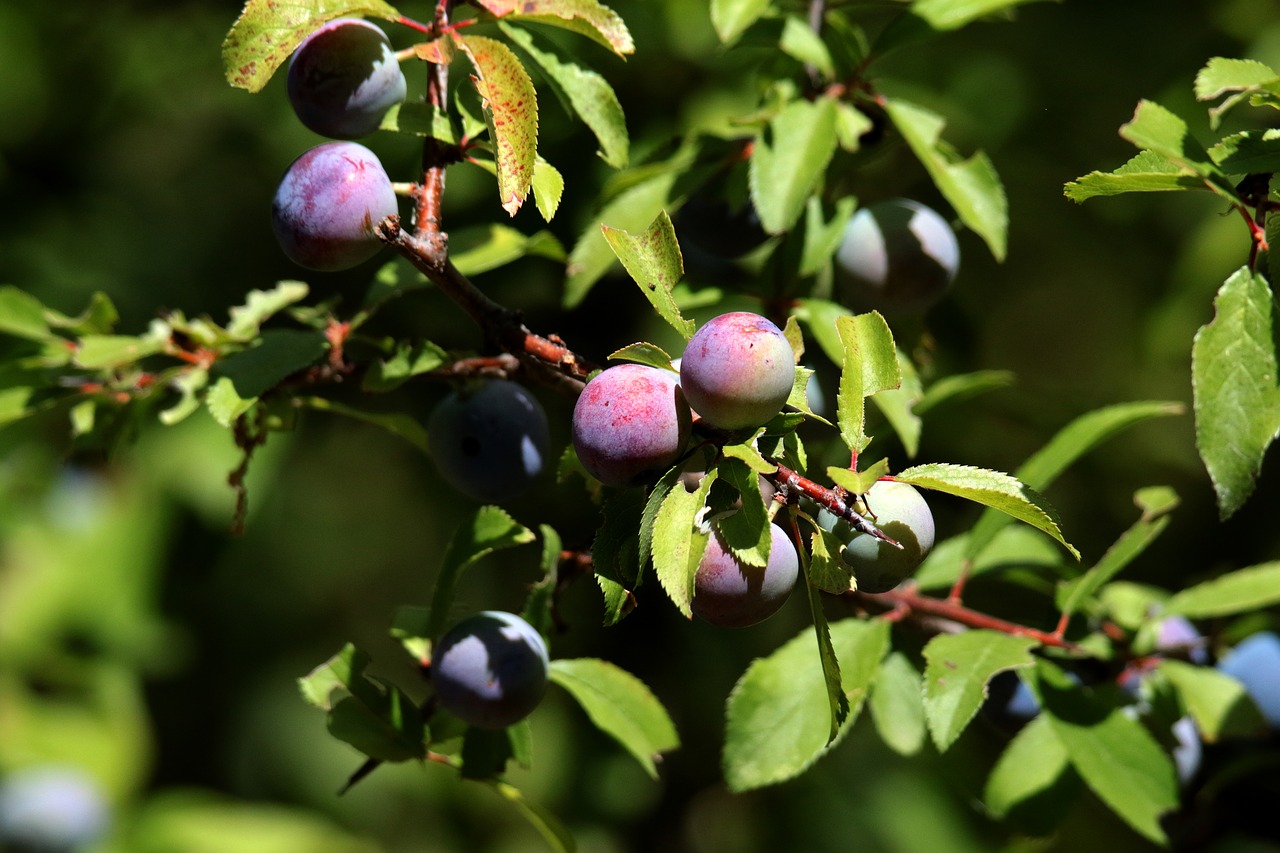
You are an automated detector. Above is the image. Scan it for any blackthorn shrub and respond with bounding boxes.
[271,141,397,271]
[693,522,799,628]
[427,380,550,503]
[679,312,795,430]
[287,18,407,140]
[430,611,549,730]
[835,198,960,314]
[572,364,691,488]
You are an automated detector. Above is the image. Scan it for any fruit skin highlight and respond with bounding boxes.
[427,380,551,503]
[287,18,407,140]
[572,364,691,488]
[430,611,550,730]
[271,141,397,271]
[693,522,799,628]
[835,198,960,314]
[679,312,795,431]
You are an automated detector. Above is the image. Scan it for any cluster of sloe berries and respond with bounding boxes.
[271,19,408,271]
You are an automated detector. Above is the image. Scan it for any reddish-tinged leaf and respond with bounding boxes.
[456,34,539,216]
[473,0,634,57]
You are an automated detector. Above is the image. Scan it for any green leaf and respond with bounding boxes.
[749,97,839,234]
[1209,129,1280,175]
[869,652,926,756]
[501,23,628,169]
[363,340,449,392]
[779,15,834,79]
[805,521,856,594]
[799,196,856,277]
[1065,150,1203,202]
[723,618,889,791]
[550,658,680,778]
[922,630,1038,751]
[73,334,165,370]
[226,281,309,339]
[639,465,683,584]
[984,713,1079,832]
[797,531,850,740]
[214,329,329,398]
[793,298,852,366]
[488,781,577,853]
[1056,488,1178,618]
[159,368,209,426]
[532,157,564,222]
[300,396,430,452]
[711,0,773,43]
[714,458,772,568]
[867,348,922,457]
[298,645,426,762]
[0,286,53,341]
[896,463,1078,559]
[826,462,889,497]
[835,312,900,455]
[380,100,456,140]
[566,170,679,307]
[1193,267,1280,519]
[522,524,562,641]
[914,525,1070,592]
[601,211,694,340]
[478,0,635,57]
[1034,661,1178,845]
[423,507,537,646]
[222,0,402,92]
[608,342,675,371]
[449,224,566,278]
[1164,562,1280,618]
[1157,659,1267,742]
[1195,57,1280,127]
[965,400,1182,560]
[883,97,1007,260]
[457,34,539,217]
[913,369,1014,415]
[592,489,647,624]
[1119,100,1233,198]
[205,377,256,428]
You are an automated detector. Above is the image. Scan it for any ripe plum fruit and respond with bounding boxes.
[271,141,397,271]
[427,380,550,503]
[287,18,407,139]
[431,611,549,730]
[693,522,799,627]
[572,364,691,488]
[679,312,795,430]
[835,198,959,314]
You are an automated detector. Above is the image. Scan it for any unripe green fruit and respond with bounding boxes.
[841,480,935,593]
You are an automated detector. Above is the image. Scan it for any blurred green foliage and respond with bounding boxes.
[4,0,1280,850]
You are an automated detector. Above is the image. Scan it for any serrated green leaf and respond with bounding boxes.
[608,342,675,371]
[1157,659,1266,742]
[1209,129,1280,174]
[450,224,566,278]
[1164,562,1280,618]
[532,156,565,222]
[867,348,922,457]
[965,401,1182,560]
[1034,661,1178,845]
[869,651,926,756]
[750,97,838,235]
[799,196,856,276]
[797,529,850,741]
[363,340,448,392]
[226,281,309,339]
[1056,489,1178,617]
[522,524,562,642]
[785,367,829,424]
[380,101,457,140]
[723,618,889,791]
[73,334,165,370]
[1195,57,1280,127]
[722,442,778,475]
[159,368,209,426]
[984,713,1079,830]
[914,525,1068,591]
[826,463,889,497]
[300,644,426,763]
[652,469,714,619]
[902,0,1056,30]
[779,15,834,79]
[602,211,694,339]
[299,644,366,711]
[457,34,539,216]
[1119,100,1233,198]
[794,298,851,365]
[593,489,646,623]
[222,0,401,92]
[501,23,628,169]
[835,312,900,455]
[1065,149,1202,202]
[206,377,255,428]
[0,286,53,341]
[423,507,536,646]
[215,329,329,398]
[478,0,634,57]
[715,458,773,568]
[565,170,680,307]
[806,522,856,594]
[640,465,683,584]
[884,97,1007,260]
[550,658,679,778]
[899,463,1077,559]
[914,369,1014,415]
[1193,267,1280,519]
[922,630,1038,751]
[711,0,773,43]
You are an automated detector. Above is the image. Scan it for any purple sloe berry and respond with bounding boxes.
[679,312,795,431]
[430,611,549,730]
[427,380,550,503]
[693,522,799,628]
[287,18,407,139]
[271,141,397,271]
[835,198,960,314]
[571,364,691,488]
[839,480,935,594]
